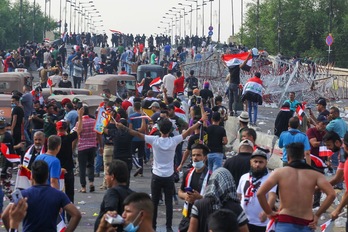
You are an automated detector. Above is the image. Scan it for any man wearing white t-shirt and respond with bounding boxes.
[237,147,277,232]
[115,112,208,232]
[162,70,176,97]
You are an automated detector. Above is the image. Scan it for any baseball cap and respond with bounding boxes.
[72,97,80,104]
[238,111,249,123]
[56,120,68,130]
[251,147,270,160]
[317,115,329,124]
[239,139,254,149]
[148,102,160,109]
[317,98,327,106]
[61,98,71,107]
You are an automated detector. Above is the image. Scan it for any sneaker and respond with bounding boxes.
[134,167,143,177]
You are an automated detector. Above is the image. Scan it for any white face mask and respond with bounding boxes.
[192,160,205,169]
[34,145,42,150]
[62,79,68,83]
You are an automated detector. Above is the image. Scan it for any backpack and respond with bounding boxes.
[188,77,198,90]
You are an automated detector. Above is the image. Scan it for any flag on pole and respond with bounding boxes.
[221,52,252,70]
[320,219,334,232]
[56,214,67,232]
[295,104,305,125]
[0,143,20,163]
[15,166,32,189]
[319,146,334,157]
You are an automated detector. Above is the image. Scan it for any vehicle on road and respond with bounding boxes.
[137,64,164,83]
[0,72,33,94]
[85,74,136,97]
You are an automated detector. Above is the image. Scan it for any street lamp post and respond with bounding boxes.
[231,0,234,36]
[241,0,243,44]
[169,9,182,38]
[256,0,259,48]
[179,3,192,36]
[33,0,36,41]
[173,7,186,36]
[186,0,198,35]
[19,0,23,46]
[218,0,221,42]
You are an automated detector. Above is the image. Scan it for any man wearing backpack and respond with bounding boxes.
[185,70,198,97]
[94,160,133,232]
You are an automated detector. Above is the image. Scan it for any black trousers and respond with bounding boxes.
[248,223,266,232]
[64,170,75,221]
[78,147,95,187]
[131,141,145,174]
[151,173,174,229]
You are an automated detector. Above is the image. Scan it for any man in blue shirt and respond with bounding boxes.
[283,92,300,112]
[128,101,148,177]
[2,160,81,231]
[326,106,348,138]
[279,117,311,165]
[35,135,62,190]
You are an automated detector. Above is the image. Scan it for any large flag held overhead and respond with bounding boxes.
[109,29,122,34]
[221,52,252,70]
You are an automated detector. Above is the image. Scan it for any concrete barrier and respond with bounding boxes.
[225,116,282,156]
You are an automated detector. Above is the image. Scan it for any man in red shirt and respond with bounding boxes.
[173,71,185,99]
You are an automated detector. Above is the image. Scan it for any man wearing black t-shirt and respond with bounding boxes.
[228,52,251,116]
[58,73,73,88]
[11,95,24,147]
[104,119,133,177]
[224,139,254,187]
[206,112,227,172]
[56,120,78,221]
[178,144,210,232]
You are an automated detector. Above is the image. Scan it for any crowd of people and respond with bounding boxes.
[1,38,348,232]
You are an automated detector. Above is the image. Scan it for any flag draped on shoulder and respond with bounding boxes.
[0,143,20,163]
[221,52,252,70]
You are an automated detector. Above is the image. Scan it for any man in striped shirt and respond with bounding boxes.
[76,106,102,193]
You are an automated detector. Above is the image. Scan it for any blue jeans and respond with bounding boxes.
[228,83,239,113]
[207,152,223,172]
[275,222,314,232]
[248,101,258,124]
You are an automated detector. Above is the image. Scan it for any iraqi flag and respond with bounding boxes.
[110,29,122,34]
[221,52,252,70]
[295,104,305,125]
[0,143,20,163]
[57,214,67,232]
[266,217,276,232]
[319,146,334,157]
[310,154,327,168]
[320,219,334,232]
[137,83,143,93]
[175,107,188,123]
[149,77,162,87]
[15,166,32,189]
[59,171,65,192]
[47,78,53,88]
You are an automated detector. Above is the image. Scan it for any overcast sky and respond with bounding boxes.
[32,0,252,43]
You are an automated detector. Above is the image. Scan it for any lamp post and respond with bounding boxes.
[218,0,221,42]
[169,9,182,38]
[166,12,177,37]
[19,0,23,46]
[277,0,281,53]
[163,16,174,44]
[241,0,243,44]
[33,0,36,41]
[256,0,259,48]
[201,1,208,36]
[231,0,234,36]
[186,0,198,35]
[179,3,192,36]
[173,7,186,36]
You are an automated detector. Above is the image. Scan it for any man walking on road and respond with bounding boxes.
[115,112,208,232]
[257,142,336,231]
